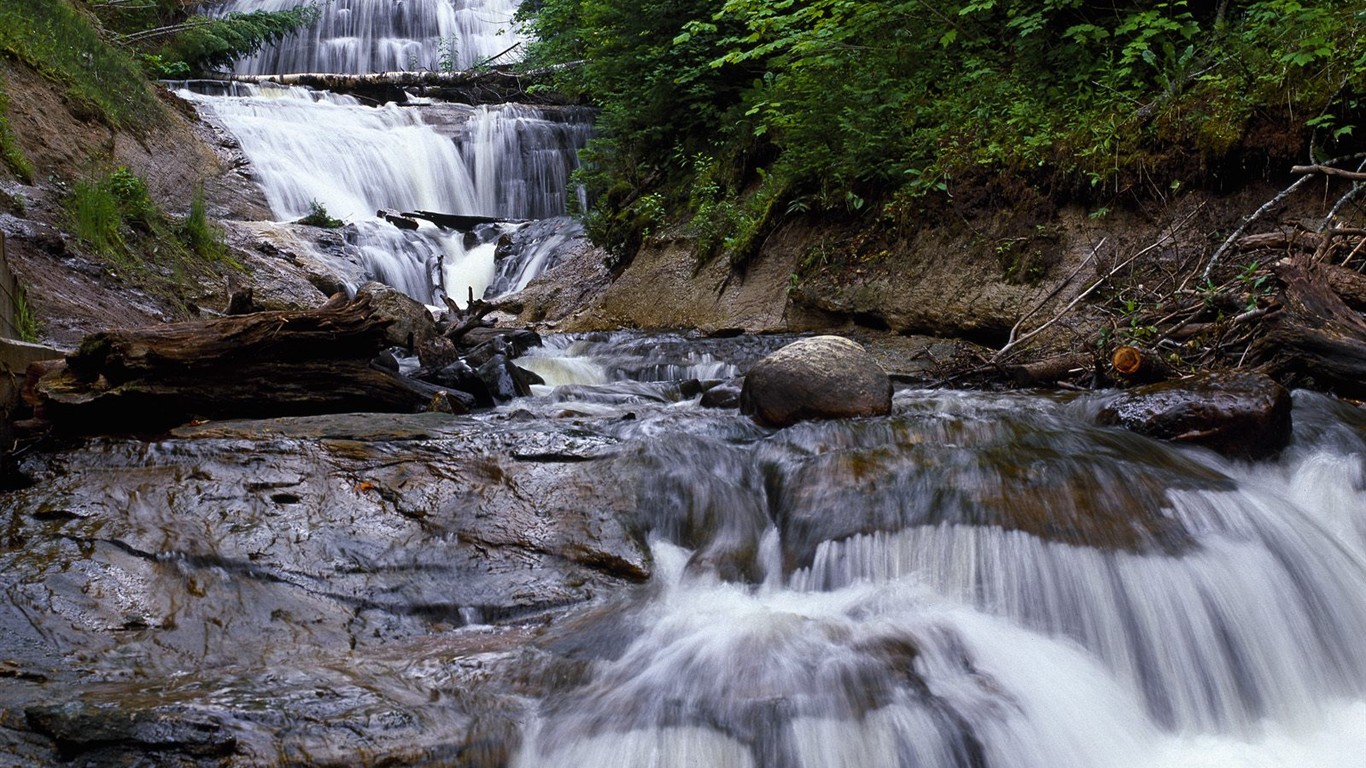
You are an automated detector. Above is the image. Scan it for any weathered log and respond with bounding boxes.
[407,210,513,231]
[1235,230,1325,252]
[1261,254,1366,397]
[219,66,575,106]
[1111,345,1170,384]
[1003,353,1092,386]
[27,295,431,434]
[1313,259,1366,311]
[442,288,502,343]
[377,209,420,231]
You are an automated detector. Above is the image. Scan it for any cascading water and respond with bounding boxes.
[220,0,528,75]
[6,331,1366,766]
[497,341,1366,768]
[120,0,1366,764]
[176,0,589,306]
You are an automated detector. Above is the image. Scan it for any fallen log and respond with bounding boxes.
[219,66,574,105]
[1260,254,1366,398]
[27,295,431,434]
[407,210,515,231]
[1312,259,1366,311]
[1002,353,1093,386]
[442,287,502,343]
[1111,345,1171,384]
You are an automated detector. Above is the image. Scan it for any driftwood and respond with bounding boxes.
[443,288,502,343]
[1111,345,1171,384]
[408,210,514,231]
[1002,353,1093,386]
[1260,254,1366,397]
[26,295,431,434]
[221,65,574,106]
[1315,260,1366,311]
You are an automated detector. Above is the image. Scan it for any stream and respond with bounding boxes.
[3,2,1366,767]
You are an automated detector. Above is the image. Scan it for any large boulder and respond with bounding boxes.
[740,336,892,427]
[356,281,439,353]
[1096,372,1292,459]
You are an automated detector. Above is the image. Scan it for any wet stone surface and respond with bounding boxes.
[0,379,1319,766]
[0,412,648,766]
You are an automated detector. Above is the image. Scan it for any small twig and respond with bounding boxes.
[992,242,1153,362]
[1002,237,1106,349]
[1292,164,1366,181]
[1202,176,1314,284]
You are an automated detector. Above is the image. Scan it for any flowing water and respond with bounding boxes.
[175,0,588,306]
[77,2,1366,764]
[506,337,1366,768]
[219,0,528,75]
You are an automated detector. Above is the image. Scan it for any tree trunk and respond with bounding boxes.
[1261,254,1366,398]
[28,295,430,434]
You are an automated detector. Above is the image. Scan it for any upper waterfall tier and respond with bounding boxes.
[220,0,527,75]
[177,82,591,222]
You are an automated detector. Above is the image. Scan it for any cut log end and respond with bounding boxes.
[1112,346,1144,376]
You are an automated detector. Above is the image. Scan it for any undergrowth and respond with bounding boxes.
[64,166,237,309]
[0,0,163,131]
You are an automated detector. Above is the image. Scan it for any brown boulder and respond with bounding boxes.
[356,281,438,353]
[1096,372,1292,459]
[740,336,892,427]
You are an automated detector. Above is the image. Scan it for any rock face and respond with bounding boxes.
[356,281,439,352]
[1096,372,1293,459]
[0,412,650,766]
[739,336,892,427]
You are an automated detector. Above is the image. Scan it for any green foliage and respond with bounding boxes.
[522,0,1366,265]
[0,0,164,130]
[65,166,237,306]
[67,166,156,263]
[298,200,344,228]
[11,283,38,343]
[156,6,321,74]
[183,185,228,262]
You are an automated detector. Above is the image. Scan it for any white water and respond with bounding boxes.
[175,81,589,304]
[505,383,1366,768]
[220,0,528,75]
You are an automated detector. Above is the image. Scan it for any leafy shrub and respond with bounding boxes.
[297,200,344,228]
[521,0,1366,265]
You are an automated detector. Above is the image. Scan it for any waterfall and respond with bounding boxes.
[500,378,1366,768]
[174,0,591,306]
[219,0,528,75]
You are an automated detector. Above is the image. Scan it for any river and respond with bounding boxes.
[2,2,1366,766]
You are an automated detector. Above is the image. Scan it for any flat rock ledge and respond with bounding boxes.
[1096,372,1293,459]
[740,336,893,428]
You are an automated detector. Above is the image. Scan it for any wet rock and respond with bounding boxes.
[417,335,458,370]
[740,336,892,427]
[426,390,472,414]
[478,354,536,402]
[426,359,496,407]
[357,281,439,353]
[1096,372,1292,459]
[461,327,543,358]
[700,379,743,409]
[26,702,236,759]
[1,412,648,765]
[770,412,1217,571]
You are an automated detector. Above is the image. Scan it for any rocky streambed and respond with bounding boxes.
[5,336,1361,767]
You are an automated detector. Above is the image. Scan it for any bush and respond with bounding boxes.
[520,0,1366,265]
[297,200,344,228]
